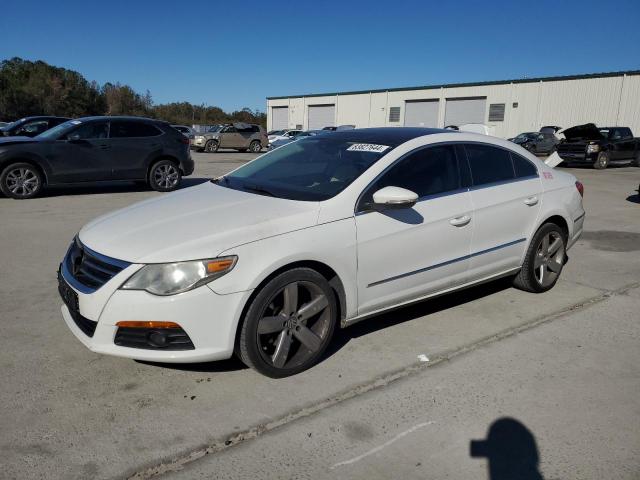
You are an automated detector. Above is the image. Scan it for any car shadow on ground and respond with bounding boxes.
[471,417,544,480]
[150,277,514,375]
[627,193,640,204]
[26,177,211,198]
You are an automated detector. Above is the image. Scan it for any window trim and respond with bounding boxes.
[355,142,465,214]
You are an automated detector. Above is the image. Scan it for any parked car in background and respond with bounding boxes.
[509,131,558,155]
[322,125,356,131]
[0,116,70,137]
[192,123,267,153]
[57,127,584,377]
[0,122,8,128]
[556,123,640,169]
[0,116,193,199]
[171,125,195,139]
[268,130,325,149]
[268,129,304,145]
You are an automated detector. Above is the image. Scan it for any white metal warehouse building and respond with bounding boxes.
[266,70,640,138]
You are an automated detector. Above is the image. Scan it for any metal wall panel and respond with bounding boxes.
[444,98,487,126]
[403,100,439,127]
[271,107,288,130]
[308,105,335,130]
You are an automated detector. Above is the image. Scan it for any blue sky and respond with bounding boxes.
[1,0,639,112]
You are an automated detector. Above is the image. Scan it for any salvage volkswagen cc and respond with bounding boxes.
[58,128,585,377]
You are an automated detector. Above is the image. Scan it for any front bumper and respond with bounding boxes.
[557,152,597,163]
[60,268,251,363]
[191,137,207,149]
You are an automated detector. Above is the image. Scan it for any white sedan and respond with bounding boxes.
[58,128,585,377]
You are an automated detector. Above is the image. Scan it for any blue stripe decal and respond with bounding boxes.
[367,237,526,287]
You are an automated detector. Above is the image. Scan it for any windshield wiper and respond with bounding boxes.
[242,184,276,197]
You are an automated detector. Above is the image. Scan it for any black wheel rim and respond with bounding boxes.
[5,167,39,197]
[533,231,565,287]
[256,281,331,369]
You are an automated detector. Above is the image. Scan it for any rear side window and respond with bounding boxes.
[465,144,514,186]
[110,121,161,138]
[364,145,460,202]
[511,153,538,178]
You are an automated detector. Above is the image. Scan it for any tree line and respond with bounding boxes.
[0,57,266,126]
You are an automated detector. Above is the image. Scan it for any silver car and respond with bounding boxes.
[192,123,267,153]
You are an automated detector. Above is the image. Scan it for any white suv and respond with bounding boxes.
[58,128,585,377]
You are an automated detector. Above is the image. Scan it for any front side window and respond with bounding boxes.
[465,144,515,186]
[359,145,460,209]
[219,137,393,201]
[17,120,49,136]
[110,121,161,138]
[69,121,109,140]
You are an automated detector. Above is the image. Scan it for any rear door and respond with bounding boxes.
[463,143,542,281]
[609,128,635,160]
[53,121,112,182]
[109,121,163,179]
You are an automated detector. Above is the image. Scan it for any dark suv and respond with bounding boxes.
[0,116,70,137]
[0,116,194,199]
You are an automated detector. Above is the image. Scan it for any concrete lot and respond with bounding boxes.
[0,151,638,479]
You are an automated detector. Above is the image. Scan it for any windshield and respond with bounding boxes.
[514,133,537,141]
[206,125,223,133]
[36,120,80,140]
[268,130,285,136]
[217,137,392,201]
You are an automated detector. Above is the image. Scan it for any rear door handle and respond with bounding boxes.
[449,215,471,227]
[97,144,111,150]
[524,196,539,206]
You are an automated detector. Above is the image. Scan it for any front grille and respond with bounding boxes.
[57,269,97,337]
[557,143,587,154]
[64,238,130,292]
[115,327,195,350]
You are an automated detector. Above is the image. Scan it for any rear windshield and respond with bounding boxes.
[216,137,393,201]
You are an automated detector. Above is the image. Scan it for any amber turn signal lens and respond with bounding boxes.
[206,259,234,273]
[116,321,181,329]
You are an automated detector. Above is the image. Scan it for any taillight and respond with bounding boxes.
[179,137,190,145]
[575,181,584,197]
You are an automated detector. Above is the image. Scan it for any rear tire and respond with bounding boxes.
[0,162,43,199]
[148,160,181,192]
[594,151,609,169]
[249,140,262,153]
[513,222,566,293]
[237,268,337,378]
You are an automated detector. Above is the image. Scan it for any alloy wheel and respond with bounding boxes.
[256,281,332,369]
[5,167,40,197]
[153,164,179,189]
[533,231,565,287]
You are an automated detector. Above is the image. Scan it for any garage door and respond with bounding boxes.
[308,104,335,130]
[271,107,288,130]
[404,100,439,127]
[444,98,487,126]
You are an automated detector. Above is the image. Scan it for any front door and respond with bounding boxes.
[355,144,473,315]
[219,126,244,148]
[51,120,112,183]
[463,144,542,280]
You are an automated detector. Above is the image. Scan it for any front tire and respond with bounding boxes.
[205,139,219,153]
[0,162,43,199]
[148,160,181,192]
[513,223,566,293]
[594,151,609,169]
[237,268,337,378]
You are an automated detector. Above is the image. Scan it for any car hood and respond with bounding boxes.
[562,123,603,141]
[79,182,320,263]
[0,136,39,146]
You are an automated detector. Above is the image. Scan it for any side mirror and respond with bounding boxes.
[372,186,418,209]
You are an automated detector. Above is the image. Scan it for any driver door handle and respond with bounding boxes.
[524,196,539,206]
[449,215,471,227]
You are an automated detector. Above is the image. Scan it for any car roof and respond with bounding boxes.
[320,127,455,146]
[76,115,166,124]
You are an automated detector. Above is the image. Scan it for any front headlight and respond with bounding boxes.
[586,144,600,154]
[121,256,237,296]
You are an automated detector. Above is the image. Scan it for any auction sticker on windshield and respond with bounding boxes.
[346,143,390,153]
